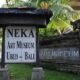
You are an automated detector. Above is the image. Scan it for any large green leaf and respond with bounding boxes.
[3,0,80,37]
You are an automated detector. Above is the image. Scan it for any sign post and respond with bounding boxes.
[0,8,52,67]
[1,28,5,68]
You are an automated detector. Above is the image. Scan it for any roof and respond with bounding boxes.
[0,8,52,17]
[0,8,53,27]
[70,0,80,10]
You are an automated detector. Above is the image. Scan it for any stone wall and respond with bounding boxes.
[39,31,80,65]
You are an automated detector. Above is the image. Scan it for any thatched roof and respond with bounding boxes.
[70,0,80,10]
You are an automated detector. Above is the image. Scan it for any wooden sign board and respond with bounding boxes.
[5,27,36,63]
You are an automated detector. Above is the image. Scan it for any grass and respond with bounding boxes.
[8,64,33,80]
[45,69,80,80]
[7,64,80,80]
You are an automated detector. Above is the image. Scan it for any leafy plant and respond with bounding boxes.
[3,0,80,37]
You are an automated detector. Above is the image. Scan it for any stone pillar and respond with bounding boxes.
[31,67,44,80]
[0,68,10,80]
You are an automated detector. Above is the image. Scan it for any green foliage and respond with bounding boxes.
[39,0,75,37]
[3,0,80,37]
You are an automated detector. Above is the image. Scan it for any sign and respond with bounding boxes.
[39,47,79,60]
[5,27,36,63]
